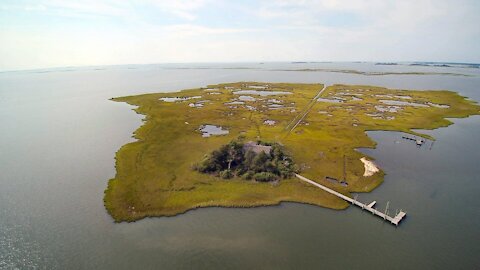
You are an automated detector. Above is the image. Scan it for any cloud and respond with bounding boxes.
[160,24,259,38]
[0,0,479,70]
[255,0,444,29]
[0,0,210,21]
[252,0,479,57]
[147,0,210,20]
[56,0,134,18]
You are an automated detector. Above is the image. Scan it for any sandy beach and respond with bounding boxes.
[360,157,380,176]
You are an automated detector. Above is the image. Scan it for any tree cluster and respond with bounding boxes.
[195,140,296,182]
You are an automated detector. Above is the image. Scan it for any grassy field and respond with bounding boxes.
[104,82,479,222]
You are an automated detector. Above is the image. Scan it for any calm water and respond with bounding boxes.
[0,63,479,269]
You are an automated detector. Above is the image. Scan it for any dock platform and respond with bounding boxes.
[295,174,407,226]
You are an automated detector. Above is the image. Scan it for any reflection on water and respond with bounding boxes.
[233,90,292,96]
[0,62,479,269]
[264,120,276,126]
[317,97,344,103]
[238,95,256,101]
[200,124,229,137]
[427,102,450,108]
[379,99,429,107]
[375,105,401,112]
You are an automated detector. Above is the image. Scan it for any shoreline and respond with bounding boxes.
[104,82,480,222]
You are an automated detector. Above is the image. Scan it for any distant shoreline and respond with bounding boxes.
[2,61,479,74]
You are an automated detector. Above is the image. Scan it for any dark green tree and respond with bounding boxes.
[195,140,295,182]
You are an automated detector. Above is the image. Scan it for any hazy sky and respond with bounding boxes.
[1,0,479,71]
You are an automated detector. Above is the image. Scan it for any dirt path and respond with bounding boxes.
[284,85,327,136]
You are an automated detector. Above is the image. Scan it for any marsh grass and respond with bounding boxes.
[104,82,479,222]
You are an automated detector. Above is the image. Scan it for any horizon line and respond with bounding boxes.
[1,60,479,73]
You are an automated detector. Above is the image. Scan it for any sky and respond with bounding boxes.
[1,0,479,71]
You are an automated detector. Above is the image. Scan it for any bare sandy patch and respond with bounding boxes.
[360,157,379,177]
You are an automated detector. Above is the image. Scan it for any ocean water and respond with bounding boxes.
[0,62,479,269]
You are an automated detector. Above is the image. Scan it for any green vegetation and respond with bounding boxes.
[104,82,480,222]
[195,139,296,181]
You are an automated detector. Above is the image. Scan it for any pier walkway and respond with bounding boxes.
[295,174,407,226]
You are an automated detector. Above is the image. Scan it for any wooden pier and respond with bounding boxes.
[295,174,407,226]
[402,135,424,146]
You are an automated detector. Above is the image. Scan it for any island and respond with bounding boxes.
[104,82,479,222]
[274,68,470,76]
